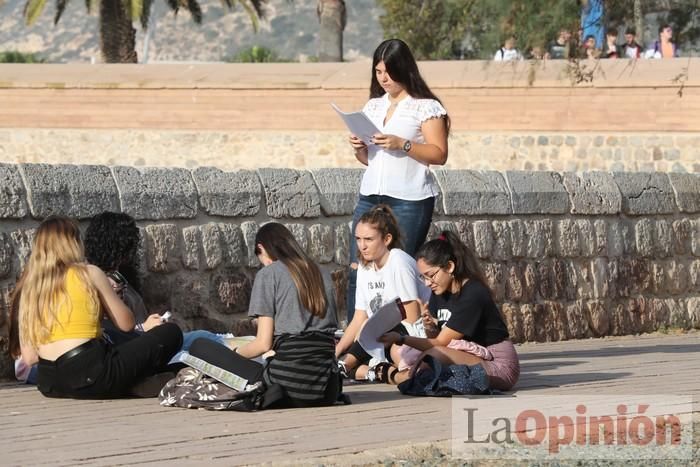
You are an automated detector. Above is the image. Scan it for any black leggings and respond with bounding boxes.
[37,323,182,399]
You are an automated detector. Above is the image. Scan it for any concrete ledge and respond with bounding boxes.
[258,168,321,218]
[0,164,28,218]
[192,167,261,217]
[613,172,676,215]
[506,171,569,214]
[669,173,700,213]
[434,170,512,215]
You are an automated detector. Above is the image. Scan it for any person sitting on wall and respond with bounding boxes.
[644,23,679,59]
[377,231,520,392]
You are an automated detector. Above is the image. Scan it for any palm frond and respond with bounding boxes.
[165,0,179,16]
[23,0,48,25]
[54,0,68,24]
[185,0,202,24]
[139,0,153,28]
[129,0,143,22]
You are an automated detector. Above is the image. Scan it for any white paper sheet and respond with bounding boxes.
[357,297,405,362]
[331,102,380,145]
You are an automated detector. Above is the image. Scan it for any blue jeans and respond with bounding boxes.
[346,194,435,322]
[169,330,227,365]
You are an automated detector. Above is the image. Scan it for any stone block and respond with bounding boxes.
[335,223,351,266]
[241,221,260,268]
[501,303,523,343]
[635,219,654,257]
[565,301,589,339]
[557,219,580,257]
[562,172,621,214]
[524,219,555,258]
[181,226,201,270]
[506,171,569,214]
[309,224,334,264]
[201,223,223,270]
[455,219,475,252]
[654,220,672,258]
[214,269,253,314]
[651,262,665,294]
[666,261,688,295]
[693,220,700,257]
[505,264,523,302]
[522,263,537,303]
[612,172,675,215]
[585,300,610,336]
[11,228,35,269]
[672,219,692,255]
[0,233,12,279]
[311,168,364,216]
[22,164,118,219]
[520,304,537,342]
[218,223,246,267]
[591,258,608,299]
[668,298,690,329]
[0,164,28,218]
[688,298,700,329]
[192,167,261,217]
[483,263,505,302]
[576,220,595,257]
[145,224,180,272]
[491,221,511,260]
[668,173,700,213]
[472,221,493,259]
[433,170,511,215]
[690,260,700,287]
[113,166,197,220]
[258,168,320,218]
[593,220,607,255]
[508,219,526,258]
[284,223,309,252]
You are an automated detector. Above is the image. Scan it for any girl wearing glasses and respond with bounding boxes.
[380,230,519,390]
[335,204,430,381]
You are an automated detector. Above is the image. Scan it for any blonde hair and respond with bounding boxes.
[14,217,98,349]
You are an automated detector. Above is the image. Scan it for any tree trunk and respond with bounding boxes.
[100,0,138,63]
[317,0,346,62]
[633,0,644,46]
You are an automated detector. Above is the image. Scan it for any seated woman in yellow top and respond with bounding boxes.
[14,216,183,399]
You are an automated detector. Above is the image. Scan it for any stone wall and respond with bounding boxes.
[1,163,699,378]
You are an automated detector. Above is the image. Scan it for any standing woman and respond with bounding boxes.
[235,223,340,407]
[347,38,450,321]
[13,216,182,399]
[380,231,520,391]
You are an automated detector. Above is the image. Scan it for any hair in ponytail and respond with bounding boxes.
[356,204,402,266]
[415,230,489,292]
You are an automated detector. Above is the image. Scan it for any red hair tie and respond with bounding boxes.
[438,234,447,241]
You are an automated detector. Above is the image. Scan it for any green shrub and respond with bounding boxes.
[0,51,45,63]
[226,45,285,63]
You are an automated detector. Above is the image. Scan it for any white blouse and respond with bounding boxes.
[360,94,447,201]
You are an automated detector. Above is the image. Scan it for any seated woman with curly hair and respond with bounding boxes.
[84,211,237,355]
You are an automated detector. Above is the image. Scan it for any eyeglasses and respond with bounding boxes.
[419,268,442,284]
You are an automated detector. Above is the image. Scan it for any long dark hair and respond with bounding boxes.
[415,230,489,293]
[356,204,402,266]
[84,212,142,293]
[369,38,451,132]
[255,223,327,318]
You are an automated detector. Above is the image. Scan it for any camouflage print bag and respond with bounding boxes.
[158,367,265,411]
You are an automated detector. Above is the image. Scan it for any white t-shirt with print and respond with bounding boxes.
[360,94,447,201]
[355,248,431,317]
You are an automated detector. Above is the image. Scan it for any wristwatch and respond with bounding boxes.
[402,139,412,152]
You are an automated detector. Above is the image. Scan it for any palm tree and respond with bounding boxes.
[316,0,345,61]
[22,0,267,63]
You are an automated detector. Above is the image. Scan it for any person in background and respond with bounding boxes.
[493,35,523,61]
[644,23,679,59]
[581,34,601,59]
[549,28,573,59]
[601,29,622,58]
[622,28,643,58]
[346,38,449,324]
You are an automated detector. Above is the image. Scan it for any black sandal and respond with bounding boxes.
[373,362,399,384]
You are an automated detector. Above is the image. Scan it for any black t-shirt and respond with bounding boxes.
[428,280,509,347]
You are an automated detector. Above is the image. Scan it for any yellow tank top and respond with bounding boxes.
[46,267,101,342]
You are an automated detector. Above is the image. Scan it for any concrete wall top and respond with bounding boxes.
[0,59,699,90]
